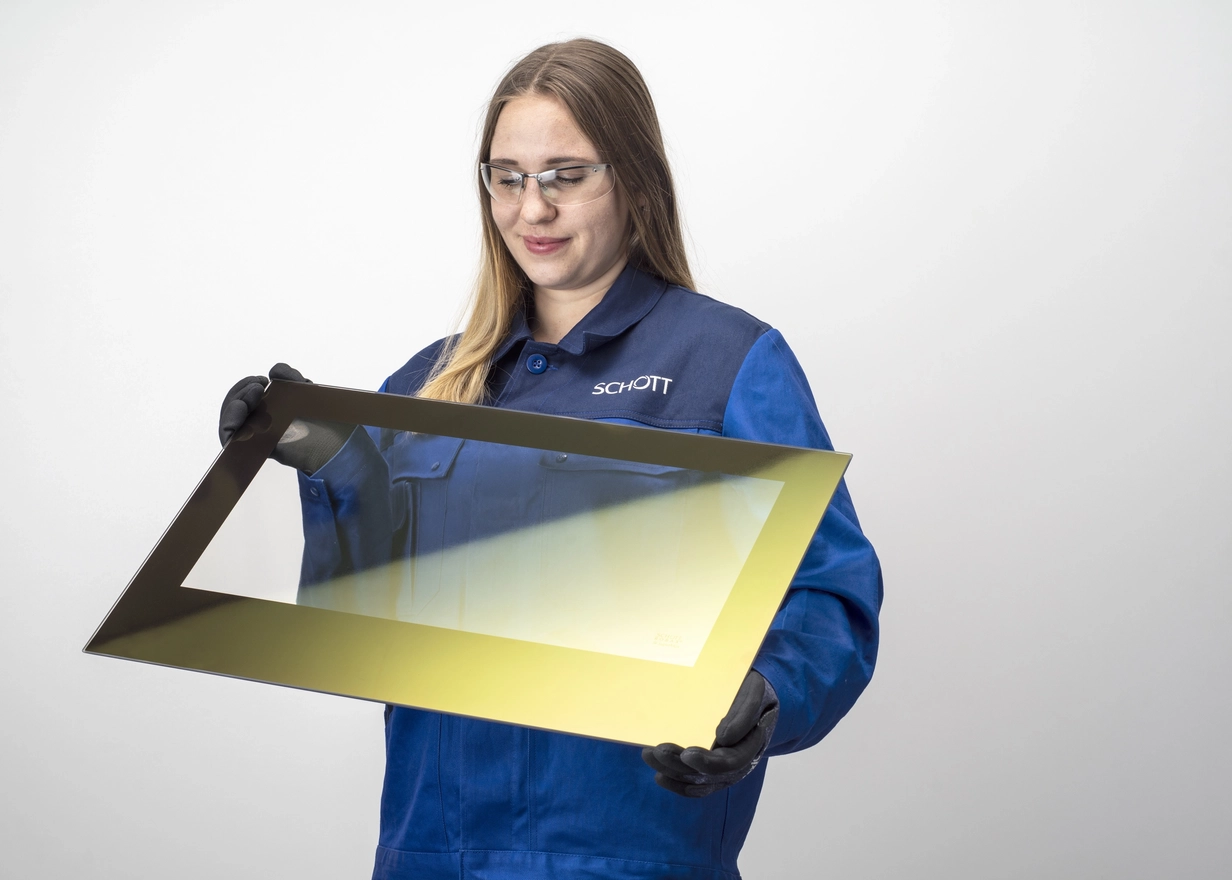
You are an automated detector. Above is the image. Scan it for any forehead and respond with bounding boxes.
[489,94,600,167]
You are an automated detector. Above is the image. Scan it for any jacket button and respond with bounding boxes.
[430,461,440,471]
[526,353,548,374]
[555,453,568,463]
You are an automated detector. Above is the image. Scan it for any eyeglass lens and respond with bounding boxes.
[481,165,614,206]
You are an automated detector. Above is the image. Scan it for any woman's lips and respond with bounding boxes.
[523,236,568,255]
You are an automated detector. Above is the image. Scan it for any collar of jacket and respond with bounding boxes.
[492,263,669,361]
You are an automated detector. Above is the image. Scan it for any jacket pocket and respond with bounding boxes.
[386,432,465,481]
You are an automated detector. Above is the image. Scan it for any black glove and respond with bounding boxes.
[642,669,779,798]
[217,363,353,475]
[218,374,271,445]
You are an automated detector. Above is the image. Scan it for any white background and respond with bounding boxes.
[2,1,1229,877]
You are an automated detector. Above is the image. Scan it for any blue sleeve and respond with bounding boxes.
[722,329,883,756]
[295,378,399,588]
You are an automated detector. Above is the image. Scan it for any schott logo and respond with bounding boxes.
[592,375,674,395]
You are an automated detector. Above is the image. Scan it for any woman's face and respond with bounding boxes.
[487,93,631,299]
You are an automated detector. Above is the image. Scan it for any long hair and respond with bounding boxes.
[417,38,694,404]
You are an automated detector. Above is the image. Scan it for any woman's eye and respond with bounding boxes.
[496,176,522,189]
[554,173,585,185]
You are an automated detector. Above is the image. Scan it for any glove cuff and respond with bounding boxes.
[271,419,356,474]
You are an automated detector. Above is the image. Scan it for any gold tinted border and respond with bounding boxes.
[84,381,850,747]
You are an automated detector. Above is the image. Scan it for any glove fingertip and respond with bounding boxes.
[219,400,249,446]
[653,772,708,798]
[224,374,269,399]
[679,747,737,776]
[270,363,309,383]
[652,742,684,760]
[238,382,267,409]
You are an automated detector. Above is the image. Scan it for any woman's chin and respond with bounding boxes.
[524,268,581,293]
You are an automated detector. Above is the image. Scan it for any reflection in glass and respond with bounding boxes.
[186,427,783,667]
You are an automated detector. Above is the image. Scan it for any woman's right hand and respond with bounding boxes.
[218,363,310,446]
[218,364,352,474]
[219,375,268,446]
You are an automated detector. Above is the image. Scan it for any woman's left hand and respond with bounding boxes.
[641,670,779,797]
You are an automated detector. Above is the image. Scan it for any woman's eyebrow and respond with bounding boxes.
[487,156,596,168]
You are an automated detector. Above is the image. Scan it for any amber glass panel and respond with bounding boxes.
[86,383,849,747]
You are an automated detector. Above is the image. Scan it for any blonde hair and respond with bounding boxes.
[417,38,694,404]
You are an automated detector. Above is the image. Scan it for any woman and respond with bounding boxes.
[220,38,882,880]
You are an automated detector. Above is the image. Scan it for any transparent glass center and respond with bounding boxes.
[186,426,783,667]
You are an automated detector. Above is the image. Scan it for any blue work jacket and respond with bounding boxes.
[297,265,883,880]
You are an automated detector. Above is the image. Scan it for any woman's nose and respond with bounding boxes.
[519,179,557,224]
